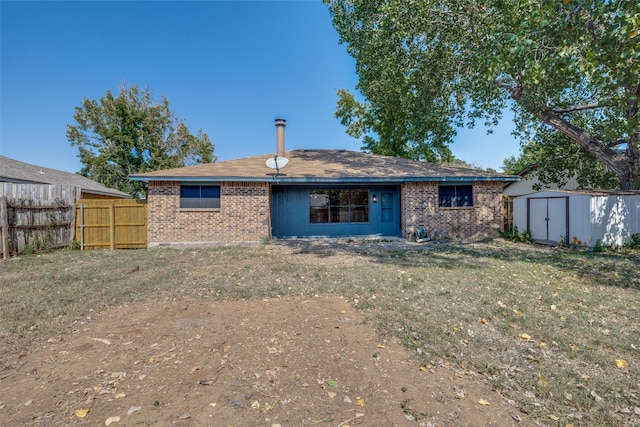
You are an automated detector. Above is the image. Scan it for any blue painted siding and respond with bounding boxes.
[272,185,400,238]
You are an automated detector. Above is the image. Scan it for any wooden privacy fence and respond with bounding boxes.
[1,183,80,259]
[503,196,515,230]
[75,199,147,250]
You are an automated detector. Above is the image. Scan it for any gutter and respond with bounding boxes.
[129,175,520,184]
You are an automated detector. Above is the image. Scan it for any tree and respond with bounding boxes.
[502,134,620,190]
[67,83,216,196]
[325,0,640,189]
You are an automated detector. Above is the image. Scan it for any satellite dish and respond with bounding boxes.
[265,156,289,170]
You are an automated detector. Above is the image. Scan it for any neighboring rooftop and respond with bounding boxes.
[0,155,131,198]
[131,149,519,183]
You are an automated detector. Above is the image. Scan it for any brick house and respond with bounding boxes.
[131,120,518,245]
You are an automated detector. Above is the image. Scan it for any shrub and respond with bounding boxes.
[593,239,605,253]
[624,233,640,249]
[499,225,532,243]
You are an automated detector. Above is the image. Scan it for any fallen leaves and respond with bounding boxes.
[127,406,141,415]
[74,409,89,418]
[248,398,271,411]
[105,416,120,425]
[591,390,604,402]
[520,333,531,340]
[477,398,490,406]
[538,375,549,387]
[615,359,628,369]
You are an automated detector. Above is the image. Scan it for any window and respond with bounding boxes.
[180,185,220,209]
[309,189,369,223]
[439,185,473,207]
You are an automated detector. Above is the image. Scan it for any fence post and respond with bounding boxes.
[79,204,84,251]
[109,201,115,250]
[1,196,9,260]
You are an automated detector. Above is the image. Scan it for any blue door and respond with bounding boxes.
[378,191,398,236]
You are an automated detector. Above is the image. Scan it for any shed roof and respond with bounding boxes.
[131,149,518,184]
[0,155,131,198]
[516,189,640,198]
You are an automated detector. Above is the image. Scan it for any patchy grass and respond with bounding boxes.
[0,240,638,426]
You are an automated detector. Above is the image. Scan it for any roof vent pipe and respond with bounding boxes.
[275,118,286,157]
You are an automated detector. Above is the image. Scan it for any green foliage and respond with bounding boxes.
[67,83,216,197]
[442,156,482,170]
[624,233,640,249]
[502,126,621,190]
[593,239,605,253]
[501,155,531,176]
[558,235,573,249]
[499,225,532,244]
[326,0,640,189]
[21,244,36,256]
[22,238,52,255]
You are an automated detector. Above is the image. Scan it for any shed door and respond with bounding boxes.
[528,197,568,243]
[529,199,548,240]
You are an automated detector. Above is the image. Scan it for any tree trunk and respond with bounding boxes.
[499,82,640,190]
[541,110,639,190]
[618,170,637,191]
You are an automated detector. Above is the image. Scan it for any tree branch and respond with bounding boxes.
[494,80,515,91]
[552,103,602,114]
[494,80,622,173]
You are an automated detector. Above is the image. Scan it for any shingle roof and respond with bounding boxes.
[131,149,518,183]
[0,155,131,198]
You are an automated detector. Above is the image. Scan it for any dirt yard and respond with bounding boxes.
[0,239,537,427]
[4,238,637,426]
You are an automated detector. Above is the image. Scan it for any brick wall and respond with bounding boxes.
[401,181,503,240]
[147,181,270,245]
[147,180,503,244]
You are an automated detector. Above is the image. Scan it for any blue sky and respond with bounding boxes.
[1,0,520,174]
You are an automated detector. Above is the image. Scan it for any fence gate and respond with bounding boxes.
[75,199,147,249]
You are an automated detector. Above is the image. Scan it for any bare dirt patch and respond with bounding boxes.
[1,239,638,426]
[2,297,529,426]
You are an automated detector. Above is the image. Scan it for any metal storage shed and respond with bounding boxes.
[512,190,640,247]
